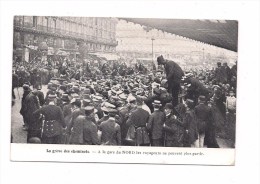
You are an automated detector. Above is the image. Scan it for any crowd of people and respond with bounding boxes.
[12,55,237,148]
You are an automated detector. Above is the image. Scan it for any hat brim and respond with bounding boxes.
[152,103,162,106]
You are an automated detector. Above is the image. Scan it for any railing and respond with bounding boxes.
[14,21,117,46]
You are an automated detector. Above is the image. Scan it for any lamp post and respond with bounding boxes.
[202,48,205,63]
[151,37,155,64]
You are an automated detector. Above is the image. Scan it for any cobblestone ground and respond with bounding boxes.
[11,85,234,148]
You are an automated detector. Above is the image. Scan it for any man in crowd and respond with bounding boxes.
[163,103,184,147]
[184,73,212,104]
[69,106,100,145]
[20,84,31,131]
[12,54,236,148]
[194,95,212,148]
[126,96,150,146]
[23,88,41,142]
[157,55,184,107]
[99,108,121,145]
[33,94,66,144]
[147,100,165,146]
[12,70,19,99]
[215,62,227,84]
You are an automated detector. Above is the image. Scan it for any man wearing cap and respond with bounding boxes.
[163,103,184,147]
[157,55,184,107]
[147,100,166,146]
[182,99,199,147]
[99,108,121,145]
[126,95,150,146]
[60,94,72,143]
[184,74,212,104]
[20,84,31,130]
[32,94,65,144]
[61,94,71,117]
[69,106,100,145]
[33,85,45,106]
[97,102,112,126]
[45,84,57,105]
[223,62,232,83]
[12,71,19,99]
[68,98,85,131]
[194,95,213,148]
[23,88,41,142]
[117,94,130,145]
[215,62,227,84]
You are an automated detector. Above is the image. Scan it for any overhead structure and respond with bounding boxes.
[120,18,238,52]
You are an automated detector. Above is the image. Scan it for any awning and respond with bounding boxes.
[120,18,238,52]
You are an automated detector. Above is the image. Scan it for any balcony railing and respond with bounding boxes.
[14,21,117,46]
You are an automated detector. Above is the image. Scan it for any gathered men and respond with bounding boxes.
[12,54,236,148]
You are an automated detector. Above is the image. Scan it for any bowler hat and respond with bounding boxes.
[61,94,70,102]
[48,94,57,100]
[198,95,206,102]
[101,102,116,112]
[23,84,30,91]
[165,103,173,110]
[157,55,164,64]
[83,99,91,107]
[84,106,94,116]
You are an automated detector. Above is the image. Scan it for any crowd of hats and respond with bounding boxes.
[44,71,167,114]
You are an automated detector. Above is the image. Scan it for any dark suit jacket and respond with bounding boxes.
[194,103,212,122]
[126,107,150,128]
[163,114,184,142]
[69,108,85,131]
[35,90,45,106]
[164,60,184,83]
[188,78,212,97]
[70,115,100,145]
[183,110,198,145]
[33,104,65,136]
[99,118,121,145]
[118,106,129,139]
[24,92,41,126]
[147,110,166,139]
[97,115,109,126]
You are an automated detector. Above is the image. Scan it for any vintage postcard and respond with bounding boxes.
[10,16,237,165]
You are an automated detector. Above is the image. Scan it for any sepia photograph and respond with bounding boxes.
[10,16,237,164]
[2,0,260,184]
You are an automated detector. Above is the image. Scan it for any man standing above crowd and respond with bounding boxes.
[157,55,184,107]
